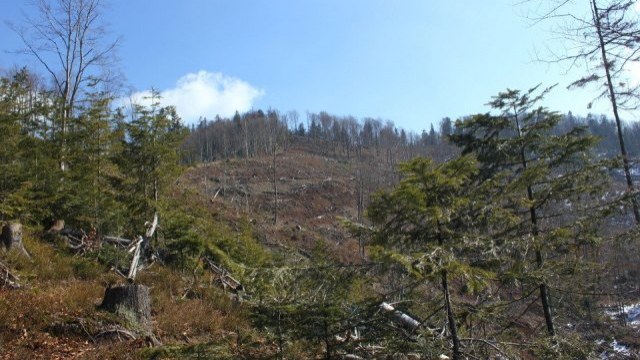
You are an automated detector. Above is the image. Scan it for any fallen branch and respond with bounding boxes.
[111,266,128,279]
[103,236,132,246]
[94,326,138,341]
[127,236,144,281]
[127,213,159,282]
[0,261,20,289]
[459,337,515,360]
[213,187,222,199]
[201,256,243,292]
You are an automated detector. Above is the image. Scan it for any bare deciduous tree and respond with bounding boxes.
[9,0,120,170]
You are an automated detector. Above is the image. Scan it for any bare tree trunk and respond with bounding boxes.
[442,270,461,360]
[244,117,249,159]
[437,230,461,359]
[356,164,365,257]
[591,0,640,225]
[273,140,278,225]
[515,106,556,337]
[11,0,120,172]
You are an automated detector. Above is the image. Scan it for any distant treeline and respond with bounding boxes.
[183,109,640,163]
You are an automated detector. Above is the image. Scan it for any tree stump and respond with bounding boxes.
[99,284,152,336]
[1,222,30,259]
[46,219,65,234]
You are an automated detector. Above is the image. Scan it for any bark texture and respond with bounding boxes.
[100,284,152,334]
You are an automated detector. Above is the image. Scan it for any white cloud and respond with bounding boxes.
[127,71,264,124]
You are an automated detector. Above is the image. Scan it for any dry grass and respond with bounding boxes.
[137,266,250,343]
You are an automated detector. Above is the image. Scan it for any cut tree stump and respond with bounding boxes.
[99,284,153,336]
[1,222,30,259]
[46,219,65,234]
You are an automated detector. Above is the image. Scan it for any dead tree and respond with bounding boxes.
[201,256,244,300]
[526,0,640,224]
[127,213,158,282]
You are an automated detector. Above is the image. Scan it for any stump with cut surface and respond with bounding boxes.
[99,284,152,335]
[46,219,65,234]
[1,222,30,259]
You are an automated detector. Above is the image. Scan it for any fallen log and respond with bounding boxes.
[379,302,421,331]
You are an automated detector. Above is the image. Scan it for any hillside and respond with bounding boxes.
[0,145,390,359]
[2,140,639,359]
[181,146,364,263]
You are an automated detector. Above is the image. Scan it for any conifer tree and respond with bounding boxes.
[450,85,609,337]
[0,69,62,223]
[118,90,188,230]
[0,71,32,220]
[63,87,124,233]
[367,155,504,360]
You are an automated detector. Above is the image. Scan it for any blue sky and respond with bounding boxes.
[0,1,634,132]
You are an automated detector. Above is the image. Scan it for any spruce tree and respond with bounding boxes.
[367,155,504,360]
[64,88,124,233]
[450,85,609,338]
[118,90,188,231]
[0,71,32,220]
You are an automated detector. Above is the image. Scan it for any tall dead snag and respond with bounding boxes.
[1,222,30,259]
[127,236,144,281]
[526,0,640,224]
